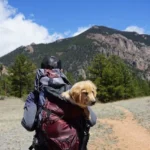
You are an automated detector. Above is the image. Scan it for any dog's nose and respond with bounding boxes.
[91,101,96,105]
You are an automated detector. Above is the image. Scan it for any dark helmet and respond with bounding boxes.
[41,56,61,69]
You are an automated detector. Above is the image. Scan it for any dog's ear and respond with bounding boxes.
[91,82,97,97]
[71,87,81,103]
[93,88,97,97]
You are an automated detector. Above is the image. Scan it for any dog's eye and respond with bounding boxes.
[83,92,88,95]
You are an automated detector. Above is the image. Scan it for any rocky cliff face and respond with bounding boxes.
[24,43,35,53]
[87,33,150,79]
[0,65,8,75]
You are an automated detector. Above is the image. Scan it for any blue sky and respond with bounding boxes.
[8,0,150,33]
[0,0,150,57]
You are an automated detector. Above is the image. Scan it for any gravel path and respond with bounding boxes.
[0,98,34,150]
[1,97,150,150]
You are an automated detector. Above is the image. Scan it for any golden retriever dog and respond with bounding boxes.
[61,80,97,119]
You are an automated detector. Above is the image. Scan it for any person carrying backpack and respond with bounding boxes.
[21,56,97,150]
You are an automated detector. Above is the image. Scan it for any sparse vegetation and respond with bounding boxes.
[8,54,36,97]
[88,54,150,102]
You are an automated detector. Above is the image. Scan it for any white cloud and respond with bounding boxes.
[64,30,71,36]
[0,0,64,57]
[0,1,93,57]
[73,25,91,36]
[124,26,145,34]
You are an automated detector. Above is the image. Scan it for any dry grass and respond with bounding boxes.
[1,96,150,150]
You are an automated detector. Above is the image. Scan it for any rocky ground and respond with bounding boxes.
[0,97,150,150]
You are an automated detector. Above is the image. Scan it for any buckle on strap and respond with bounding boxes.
[29,145,34,150]
[29,135,39,150]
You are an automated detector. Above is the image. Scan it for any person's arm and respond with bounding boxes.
[87,106,97,126]
[21,92,38,131]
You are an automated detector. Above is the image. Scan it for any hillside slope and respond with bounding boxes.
[0,25,150,79]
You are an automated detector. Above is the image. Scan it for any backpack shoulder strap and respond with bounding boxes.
[34,69,45,92]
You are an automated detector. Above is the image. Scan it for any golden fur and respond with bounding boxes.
[61,80,97,119]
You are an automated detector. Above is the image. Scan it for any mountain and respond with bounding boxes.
[0,25,150,80]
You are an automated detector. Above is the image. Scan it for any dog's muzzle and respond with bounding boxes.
[89,100,96,106]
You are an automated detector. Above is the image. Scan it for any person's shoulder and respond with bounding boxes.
[36,68,44,73]
[35,68,45,76]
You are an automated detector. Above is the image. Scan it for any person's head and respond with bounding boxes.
[41,56,61,69]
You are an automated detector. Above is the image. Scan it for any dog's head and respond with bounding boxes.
[70,80,97,108]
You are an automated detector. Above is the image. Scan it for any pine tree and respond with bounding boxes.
[9,54,36,97]
[0,74,10,96]
[88,54,136,102]
[88,54,108,101]
[0,64,3,77]
[66,72,75,84]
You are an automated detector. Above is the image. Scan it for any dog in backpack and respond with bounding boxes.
[61,80,97,119]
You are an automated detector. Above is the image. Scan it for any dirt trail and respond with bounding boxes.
[1,97,150,150]
[89,106,150,150]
